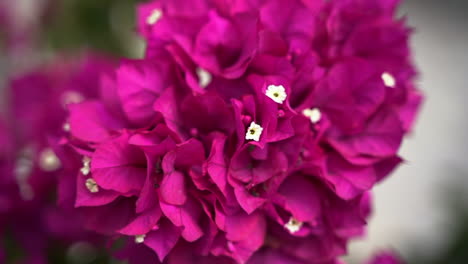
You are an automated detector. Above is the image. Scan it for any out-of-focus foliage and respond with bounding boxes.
[43,0,144,57]
[1,1,142,263]
[0,0,144,58]
[409,181,468,264]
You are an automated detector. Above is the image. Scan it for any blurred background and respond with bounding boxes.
[1,0,468,263]
[349,0,468,263]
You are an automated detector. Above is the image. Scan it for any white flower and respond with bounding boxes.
[381,72,396,88]
[14,147,35,200]
[63,122,71,132]
[245,122,263,142]
[135,234,146,244]
[61,91,85,108]
[38,148,61,172]
[147,9,162,25]
[85,178,99,193]
[284,217,303,234]
[265,84,287,104]
[197,68,212,88]
[302,108,322,124]
[80,156,91,176]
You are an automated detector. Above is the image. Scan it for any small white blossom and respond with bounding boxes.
[61,91,85,108]
[265,84,287,104]
[14,147,35,200]
[284,217,303,234]
[245,122,263,142]
[85,178,99,193]
[381,72,396,88]
[197,68,212,88]
[302,108,322,124]
[63,122,71,132]
[80,156,91,176]
[147,9,162,25]
[39,148,61,172]
[135,234,146,244]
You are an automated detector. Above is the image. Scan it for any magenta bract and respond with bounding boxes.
[2,0,421,263]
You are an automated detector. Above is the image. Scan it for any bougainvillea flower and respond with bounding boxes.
[0,0,421,263]
[0,54,115,263]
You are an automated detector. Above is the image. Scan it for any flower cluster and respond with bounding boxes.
[46,0,418,263]
[0,54,113,263]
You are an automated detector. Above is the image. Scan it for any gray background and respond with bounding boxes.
[348,0,468,262]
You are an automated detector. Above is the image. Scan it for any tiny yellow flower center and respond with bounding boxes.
[245,122,263,142]
[265,85,287,104]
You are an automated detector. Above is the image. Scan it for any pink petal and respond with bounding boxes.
[69,101,124,142]
[159,170,187,205]
[119,205,162,235]
[144,220,181,261]
[278,175,321,222]
[160,198,203,242]
[75,174,119,207]
[92,134,147,194]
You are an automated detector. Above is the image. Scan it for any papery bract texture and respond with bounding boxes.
[50,0,423,263]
